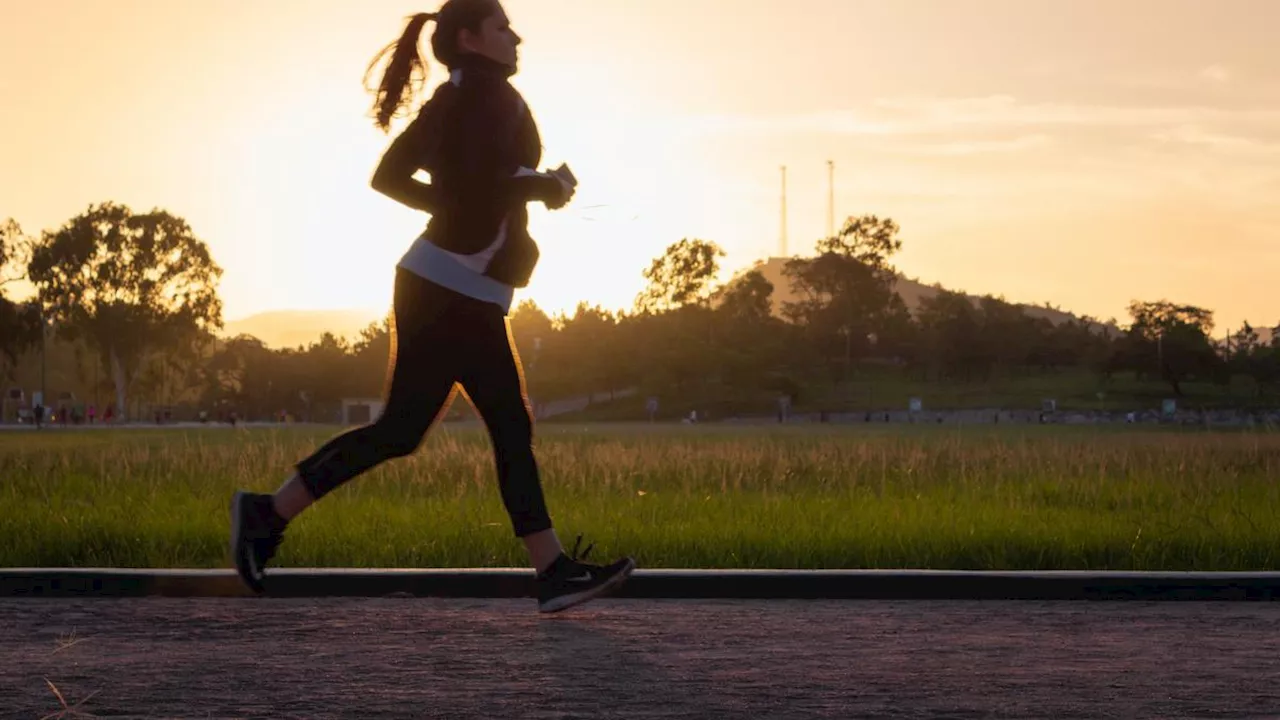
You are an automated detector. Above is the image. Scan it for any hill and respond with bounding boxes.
[749,257,1119,334]
[222,309,383,349]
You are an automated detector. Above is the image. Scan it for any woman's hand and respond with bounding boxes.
[543,164,577,210]
[544,175,576,210]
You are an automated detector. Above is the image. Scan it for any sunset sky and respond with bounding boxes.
[4,0,1279,333]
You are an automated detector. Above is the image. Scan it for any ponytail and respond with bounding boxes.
[364,1,501,133]
[365,12,437,133]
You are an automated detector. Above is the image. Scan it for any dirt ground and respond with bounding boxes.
[2,598,1279,719]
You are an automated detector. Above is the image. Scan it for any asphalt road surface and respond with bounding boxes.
[3,598,1278,719]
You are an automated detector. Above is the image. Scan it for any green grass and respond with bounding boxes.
[3,424,1279,570]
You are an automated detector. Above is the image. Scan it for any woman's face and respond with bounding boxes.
[459,4,522,68]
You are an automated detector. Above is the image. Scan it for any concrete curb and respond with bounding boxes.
[4,569,1280,600]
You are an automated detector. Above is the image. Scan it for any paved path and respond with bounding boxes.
[3,598,1278,719]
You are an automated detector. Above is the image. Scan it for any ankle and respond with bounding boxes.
[523,528,563,574]
[537,552,568,577]
[271,474,314,522]
[266,496,291,531]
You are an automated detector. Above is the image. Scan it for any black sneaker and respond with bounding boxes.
[536,535,636,614]
[230,491,286,594]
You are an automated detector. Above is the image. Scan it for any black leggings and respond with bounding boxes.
[295,269,551,537]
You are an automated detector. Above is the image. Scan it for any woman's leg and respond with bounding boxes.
[443,294,635,612]
[455,306,562,572]
[232,270,463,593]
[275,270,460,520]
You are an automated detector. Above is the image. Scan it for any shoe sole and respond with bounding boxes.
[230,491,265,594]
[538,558,636,614]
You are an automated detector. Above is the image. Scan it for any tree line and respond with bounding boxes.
[2,204,1278,423]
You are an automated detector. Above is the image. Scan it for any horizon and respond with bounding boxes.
[5,0,1279,331]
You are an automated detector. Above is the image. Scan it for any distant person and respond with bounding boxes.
[33,404,44,430]
[230,0,633,613]
[87,404,96,425]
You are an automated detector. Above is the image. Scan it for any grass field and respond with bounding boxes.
[3,423,1278,571]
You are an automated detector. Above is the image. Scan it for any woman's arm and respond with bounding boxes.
[370,82,571,213]
[370,108,441,213]
[454,85,568,208]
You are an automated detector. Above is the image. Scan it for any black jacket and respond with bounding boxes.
[397,54,562,288]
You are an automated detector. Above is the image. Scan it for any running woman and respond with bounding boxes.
[230,0,635,613]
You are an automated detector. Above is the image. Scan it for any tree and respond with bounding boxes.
[0,219,41,375]
[555,302,617,400]
[634,238,725,313]
[1036,315,1110,373]
[1127,301,1214,337]
[1219,321,1280,398]
[295,332,356,420]
[508,299,553,369]
[135,330,208,411]
[872,298,917,365]
[714,269,791,394]
[350,313,394,398]
[203,335,280,420]
[715,268,775,325]
[0,218,23,287]
[914,290,983,380]
[1258,326,1280,395]
[507,300,561,405]
[27,203,224,420]
[1116,300,1219,395]
[815,215,902,272]
[783,216,906,384]
[1228,322,1261,359]
[976,296,1043,375]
